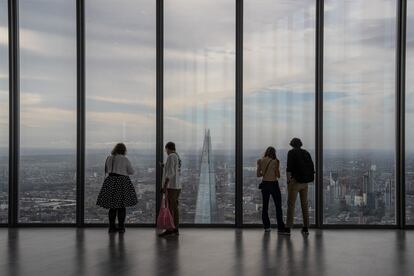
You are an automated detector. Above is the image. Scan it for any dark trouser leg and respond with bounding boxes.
[271,183,285,230]
[261,188,271,229]
[108,208,117,229]
[117,207,126,229]
[299,184,309,228]
[167,189,181,230]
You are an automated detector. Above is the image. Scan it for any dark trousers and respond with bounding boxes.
[167,188,181,230]
[261,181,285,230]
[108,207,126,229]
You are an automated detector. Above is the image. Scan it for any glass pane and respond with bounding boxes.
[324,0,396,224]
[406,0,414,225]
[164,0,235,224]
[243,0,315,224]
[0,0,8,223]
[85,0,156,224]
[19,0,77,223]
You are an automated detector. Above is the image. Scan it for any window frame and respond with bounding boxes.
[3,0,411,228]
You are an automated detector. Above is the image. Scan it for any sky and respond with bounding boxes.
[0,0,412,154]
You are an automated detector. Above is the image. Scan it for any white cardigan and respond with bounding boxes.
[105,155,135,176]
[162,153,181,189]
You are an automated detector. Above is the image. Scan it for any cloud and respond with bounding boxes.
[0,0,408,151]
[0,26,7,46]
[86,91,155,114]
[21,93,43,106]
[19,28,76,58]
[86,110,156,149]
[244,0,315,34]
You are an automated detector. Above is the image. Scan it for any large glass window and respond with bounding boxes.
[323,0,396,224]
[406,0,414,225]
[19,0,77,223]
[85,0,156,223]
[243,0,315,224]
[164,0,235,224]
[0,0,8,223]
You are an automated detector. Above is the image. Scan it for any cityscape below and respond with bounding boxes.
[0,147,413,225]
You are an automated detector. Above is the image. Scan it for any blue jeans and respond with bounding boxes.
[261,181,285,230]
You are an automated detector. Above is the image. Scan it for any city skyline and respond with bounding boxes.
[0,147,404,224]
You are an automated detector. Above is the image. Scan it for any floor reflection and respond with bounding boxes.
[0,229,413,276]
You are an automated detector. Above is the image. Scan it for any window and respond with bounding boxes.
[85,0,156,223]
[323,0,396,224]
[243,0,315,224]
[0,0,8,223]
[164,0,235,224]
[19,0,77,223]
[406,0,414,225]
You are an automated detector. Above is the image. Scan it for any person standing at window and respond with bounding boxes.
[96,143,138,233]
[281,138,315,236]
[257,146,286,234]
[159,142,182,237]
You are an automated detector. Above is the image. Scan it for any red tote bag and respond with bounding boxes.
[157,192,175,230]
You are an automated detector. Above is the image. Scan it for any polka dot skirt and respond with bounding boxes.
[96,175,138,209]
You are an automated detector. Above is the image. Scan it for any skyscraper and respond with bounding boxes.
[195,129,218,223]
[330,171,340,201]
[385,178,392,209]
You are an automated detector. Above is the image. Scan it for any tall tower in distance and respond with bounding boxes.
[195,129,218,223]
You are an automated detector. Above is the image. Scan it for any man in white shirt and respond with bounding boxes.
[159,141,182,237]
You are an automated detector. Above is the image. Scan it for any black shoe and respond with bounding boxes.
[108,227,117,233]
[172,229,179,236]
[158,230,174,237]
[301,227,309,235]
[118,227,125,234]
[278,228,291,235]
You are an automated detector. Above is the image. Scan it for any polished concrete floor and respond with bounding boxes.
[0,228,413,276]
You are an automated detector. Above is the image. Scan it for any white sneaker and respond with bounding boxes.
[264,228,271,232]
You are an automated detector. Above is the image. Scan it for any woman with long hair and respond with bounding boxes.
[96,143,138,233]
[256,146,287,234]
[159,141,182,237]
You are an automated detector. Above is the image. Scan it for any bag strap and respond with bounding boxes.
[164,191,169,208]
[104,156,111,175]
[111,155,115,173]
[262,159,273,177]
[105,155,116,175]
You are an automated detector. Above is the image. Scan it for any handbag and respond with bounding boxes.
[258,159,273,189]
[156,192,175,230]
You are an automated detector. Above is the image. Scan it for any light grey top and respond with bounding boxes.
[105,155,135,176]
[162,153,181,189]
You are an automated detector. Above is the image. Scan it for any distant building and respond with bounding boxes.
[355,194,364,207]
[195,129,218,223]
[385,178,392,209]
[330,171,340,201]
[308,183,315,209]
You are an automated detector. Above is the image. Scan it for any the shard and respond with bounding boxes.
[195,129,218,223]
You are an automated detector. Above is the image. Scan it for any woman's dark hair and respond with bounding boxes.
[264,146,277,160]
[165,141,176,151]
[111,143,127,155]
[290,138,303,148]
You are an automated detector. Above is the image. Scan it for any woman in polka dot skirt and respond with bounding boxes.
[96,143,138,233]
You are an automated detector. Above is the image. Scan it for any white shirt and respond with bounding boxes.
[105,155,135,176]
[163,153,181,189]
